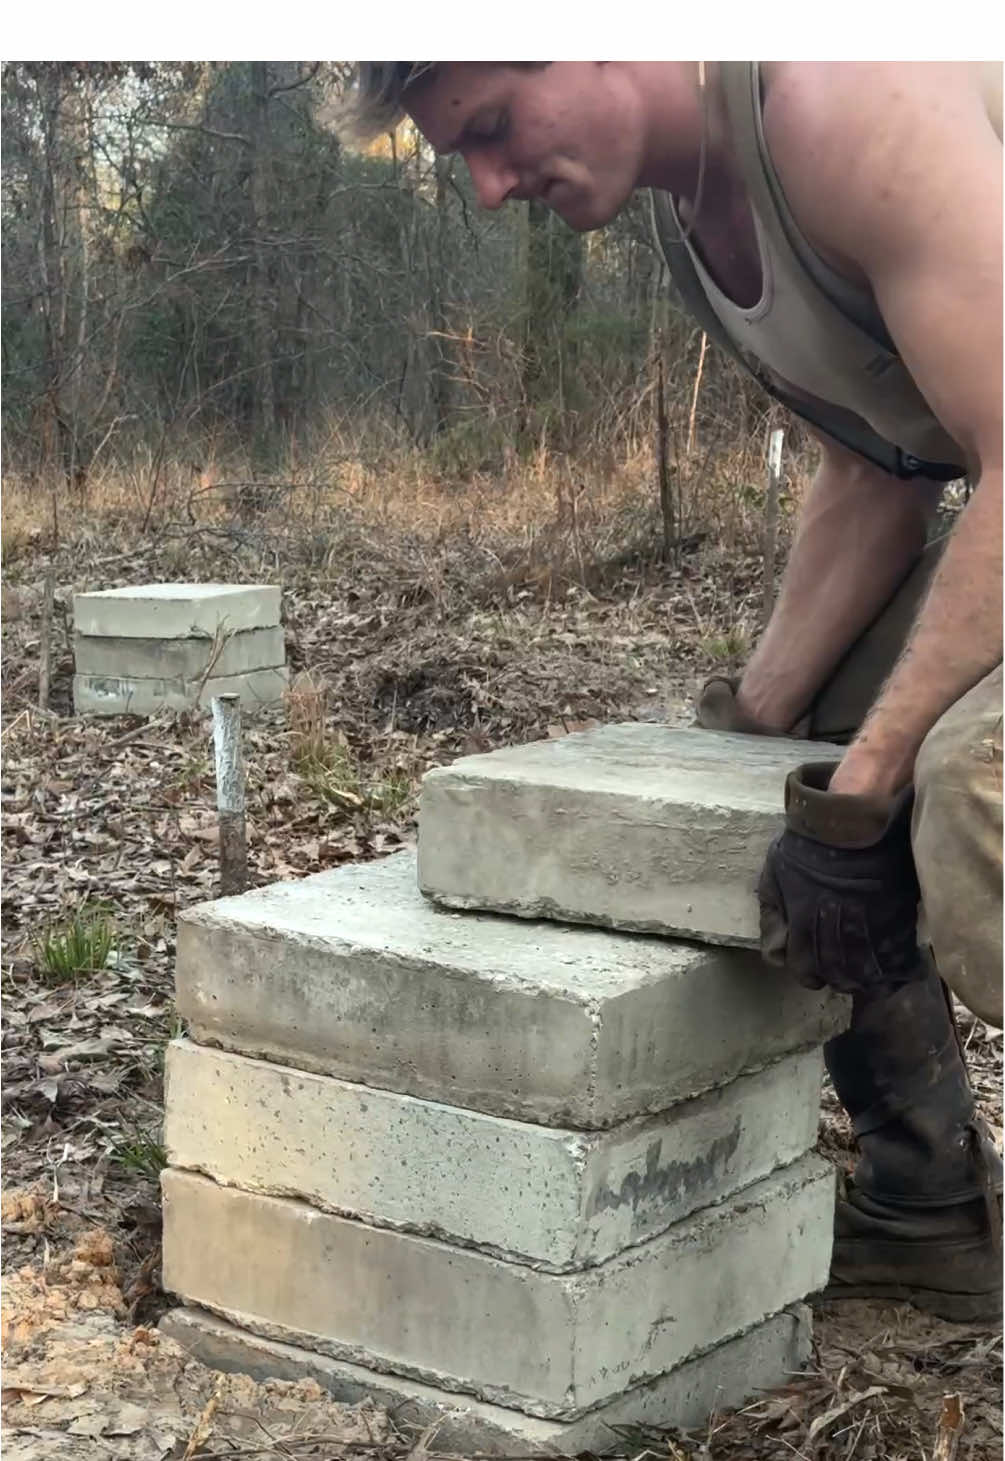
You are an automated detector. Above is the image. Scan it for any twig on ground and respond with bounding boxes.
[191,621,234,703]
[933,1392,965,1461]
[107,713,170,750]
[183,1374,224,1459]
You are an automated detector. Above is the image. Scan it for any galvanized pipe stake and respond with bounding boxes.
[212,693,248,896]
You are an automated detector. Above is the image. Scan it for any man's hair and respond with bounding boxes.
[342,62,549,144]
[342,63,438,143]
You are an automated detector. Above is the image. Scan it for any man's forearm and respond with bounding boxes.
[833,473,1003,797]
[738,444,937,732]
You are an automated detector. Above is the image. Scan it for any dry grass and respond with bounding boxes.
[1,422,811,597]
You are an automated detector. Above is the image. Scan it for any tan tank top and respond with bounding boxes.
[650,62,999,476]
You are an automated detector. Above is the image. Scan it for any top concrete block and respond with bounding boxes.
[73,583,281,639]
[175,851,847,1129]
[418,724,846,946]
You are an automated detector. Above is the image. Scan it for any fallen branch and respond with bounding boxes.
[933,1392,965,1461]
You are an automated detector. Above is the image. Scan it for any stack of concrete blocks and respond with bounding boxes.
[73,583,288,716]
[160,725,849,1454]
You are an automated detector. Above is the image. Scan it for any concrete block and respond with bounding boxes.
[74,626,286,679]
[73,665,289,717]
[417,724,846,945]
[161,1156,834,1418]
[175,851,848,1129]
[164,1038,824,1268]
[73,582,281,639]
[161,1302,812,1456]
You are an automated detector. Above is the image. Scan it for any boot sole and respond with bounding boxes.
[817,1280,1003,1324]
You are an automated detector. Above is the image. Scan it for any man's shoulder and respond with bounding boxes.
[759,60,986,149]
[757,62,992,278]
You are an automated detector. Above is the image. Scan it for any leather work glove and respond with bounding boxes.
[695,676,810,738]
[758,761,925,993]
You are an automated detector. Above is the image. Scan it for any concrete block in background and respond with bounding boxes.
[73,582,281,639]
[73,625,286,680]
[73,665,289,716]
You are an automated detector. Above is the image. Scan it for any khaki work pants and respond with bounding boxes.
[806,537,1003,1028]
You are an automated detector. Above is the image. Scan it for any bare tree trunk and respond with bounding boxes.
[67,90,93,492]
[648,254,666,359]
[38,569,55,711]
[685,331,708,456]
[250,62,276,451]
[427,153,454,437]
[522,200,583,443]
[36,67,72,485]
[655,337,675,563]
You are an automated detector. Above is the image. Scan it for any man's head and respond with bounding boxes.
[349,62,656,232]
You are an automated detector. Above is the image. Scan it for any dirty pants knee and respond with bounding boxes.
[912,666,1003,1028]
[801,534,1002,1026]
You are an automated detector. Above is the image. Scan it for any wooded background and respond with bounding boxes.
[2,60,787,499]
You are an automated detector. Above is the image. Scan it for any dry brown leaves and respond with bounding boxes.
[610,1303,1002,1461]
[2,509,1001,1460]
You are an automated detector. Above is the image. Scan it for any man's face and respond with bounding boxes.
[405,62,646,231]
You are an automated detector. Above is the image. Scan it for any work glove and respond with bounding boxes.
[758,761,925,993]
[695,676,810,738]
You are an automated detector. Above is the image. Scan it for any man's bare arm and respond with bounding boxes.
[845,475,1001,795]
[738,437,939,733]
[763,63,1003,796]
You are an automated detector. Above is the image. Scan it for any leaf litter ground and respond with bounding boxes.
[2,506,1001,1459]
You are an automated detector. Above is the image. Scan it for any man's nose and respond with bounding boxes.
[463,150,521,210]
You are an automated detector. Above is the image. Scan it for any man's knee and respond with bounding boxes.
[912,666,1003,1028]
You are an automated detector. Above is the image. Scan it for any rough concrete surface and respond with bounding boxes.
[175,852,847,1128]
[164,1038,823,1268]
[72,582,281,639]
[161,1303,813,1455]
[73,665,289,716]
[417,724,846,945]
[161,1157,834,1418]
[73,625,286,679]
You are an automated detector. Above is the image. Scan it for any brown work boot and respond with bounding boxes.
[821,970,1002,1323]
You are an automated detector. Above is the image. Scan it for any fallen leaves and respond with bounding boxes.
[3,503,1001,1461]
